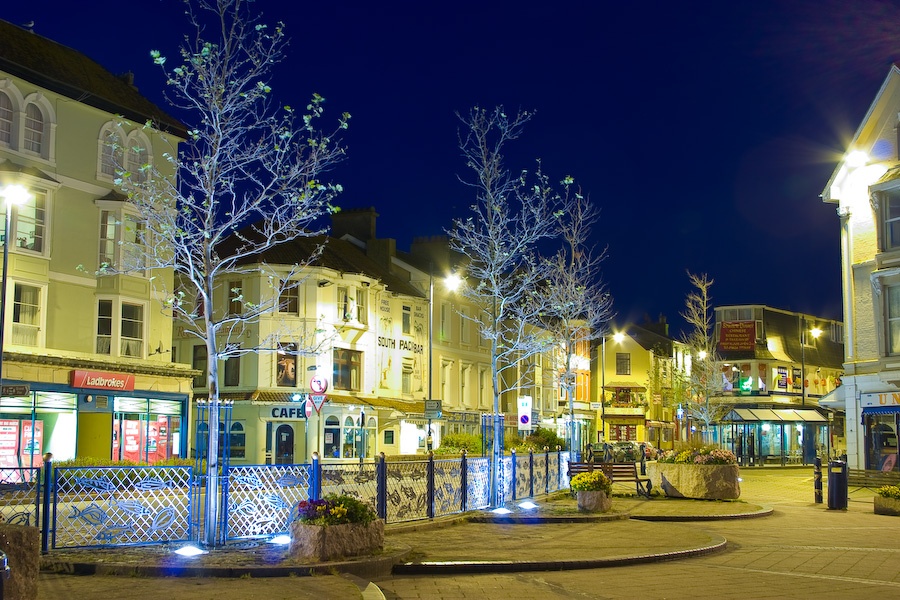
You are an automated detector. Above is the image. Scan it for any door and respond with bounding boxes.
[274,423,294,465]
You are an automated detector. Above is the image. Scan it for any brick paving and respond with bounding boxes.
[37,465,892,600]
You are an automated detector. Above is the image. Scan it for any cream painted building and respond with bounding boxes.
[821,63,900,470]
[0,20,193,467]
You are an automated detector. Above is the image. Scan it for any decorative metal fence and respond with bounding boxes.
[24,448,572,551]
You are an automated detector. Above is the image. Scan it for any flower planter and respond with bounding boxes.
[648,462,741,500]
[289,520,384,562]
[576,490,612,512]
[874,496,900,516]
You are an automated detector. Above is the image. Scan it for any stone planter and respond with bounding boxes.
[576,490,612,512]
[647,462,741,500]
[289,520,384,562]
[874,495,900,516]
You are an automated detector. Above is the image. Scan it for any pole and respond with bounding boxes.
[600,336,606,444]
[800,314,806,408]
[427,265,433,451]
[0,204,11,389]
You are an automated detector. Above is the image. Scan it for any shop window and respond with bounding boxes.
[229,422,246,458]
[278,280,298,314]
[333,348,361,391]
[277,343,297,387]
[12,283,41,346]
[192,345,207,388]
[616,352,631,375]
[402,304,411,334]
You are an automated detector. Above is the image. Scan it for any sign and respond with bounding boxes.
[304,399,313,418]
[264,405,308,420]
[718,321,756,352]
[71,370,135,392]
[424,399,442,419]
[310,394,327,413]
[590,402,602,410]
[1,384,29,397]
[310,375,328,394]
[518,396,533,432]
[862,392,900,407]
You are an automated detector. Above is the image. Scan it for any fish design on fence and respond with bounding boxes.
[275,473,302,487]
[134,477,169,491]
[231,473,264,488]
[95,524,133,542]
[69,502,108,527]
[6,511,32,526]
[258,493,290,511]
[115,500,153,517]
[149,506,177,533]
[72,477,117,493]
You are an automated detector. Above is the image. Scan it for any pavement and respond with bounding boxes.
[35,466,888,600]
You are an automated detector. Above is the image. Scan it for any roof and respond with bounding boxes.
[0,19,186,138]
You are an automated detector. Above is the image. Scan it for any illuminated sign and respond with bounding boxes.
[718,321,755,352]
[71,370,135,391]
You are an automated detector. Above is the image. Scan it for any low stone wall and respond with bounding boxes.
[647,463,741,500]
[576,490,612,512]
[0,524,39,600]
[289,520,384,562]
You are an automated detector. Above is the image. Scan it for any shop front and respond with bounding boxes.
[721,407,828,465]
[0,359,192,467]
[860,392,900,471]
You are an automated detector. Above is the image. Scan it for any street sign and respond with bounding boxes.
[424,399,442,419]
[310,375,328,394]
[518,396,533,431]
[304,398,313,418]
[310,394,327,413]
[1,384,29,397]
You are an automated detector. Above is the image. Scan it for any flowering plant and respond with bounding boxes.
[876,484,900,500]
[294,494,377,526]
[657,445,737,465]
[569,470,612,494]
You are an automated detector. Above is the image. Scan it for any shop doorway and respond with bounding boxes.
[274,423,294,465]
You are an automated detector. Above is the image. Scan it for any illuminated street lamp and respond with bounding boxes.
[427,269,461,450]
[800,316,823,408]
[599,332,624,445]
[0,184,31,391]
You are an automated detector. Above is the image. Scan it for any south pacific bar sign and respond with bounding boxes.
[71,370,136,391]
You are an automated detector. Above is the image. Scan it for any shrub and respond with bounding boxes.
[876,485,900,500]
[435,432,482,455]
[657,445,737,465]
[569,471,612,494]
[523,427,566,451]
[294,493,377,526]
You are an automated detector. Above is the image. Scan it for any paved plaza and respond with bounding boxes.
[36,466,896,600]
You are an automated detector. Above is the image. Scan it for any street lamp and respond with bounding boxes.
[599,332,624,446]
[799,315,823,408]
[427,268,461,451]
[0,184,31,393]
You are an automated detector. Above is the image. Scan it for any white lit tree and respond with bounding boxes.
[112,0,349,546]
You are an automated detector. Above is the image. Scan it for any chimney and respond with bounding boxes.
[331,207,378,242]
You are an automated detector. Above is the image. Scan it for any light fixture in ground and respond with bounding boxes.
[174,545,208,557]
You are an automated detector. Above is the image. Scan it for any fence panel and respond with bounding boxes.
[532,453,548,495]
[465,457,490,510]
[0,467,40,527]
[433,459,463,517]
[53,466,192,548]
[514,454,531,499]
[321,461,379,513]
[384,460,429,522]
[224,464,311,540]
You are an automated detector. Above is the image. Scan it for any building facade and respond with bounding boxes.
[822,63,900,471]
[0,20,193,468]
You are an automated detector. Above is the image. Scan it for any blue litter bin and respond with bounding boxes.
[827,460,848,510]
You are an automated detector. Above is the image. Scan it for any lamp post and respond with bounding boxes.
[799,315,823,408]
[427,269,460,451]
[0,185,30,392]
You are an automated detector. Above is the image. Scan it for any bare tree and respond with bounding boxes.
[113,0,348,546]
[539,191,613,461]
[449,106,568,506]
[679,272,728,442]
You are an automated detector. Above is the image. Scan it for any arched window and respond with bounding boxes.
[99,124,124,179]
[0,92,12,145]
[24,103,43,154]
[125,132,151,183]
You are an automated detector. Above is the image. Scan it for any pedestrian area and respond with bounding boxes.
[37,467,887,600]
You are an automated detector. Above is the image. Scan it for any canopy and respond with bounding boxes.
[722,408,827,422]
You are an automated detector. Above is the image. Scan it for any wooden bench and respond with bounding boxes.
[567,461,652,498]
[847,468,900,490]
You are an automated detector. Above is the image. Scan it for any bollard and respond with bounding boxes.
[813,456,823,504]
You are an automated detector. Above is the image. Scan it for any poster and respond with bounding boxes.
[0,420,18,469]
[123,419,141,463]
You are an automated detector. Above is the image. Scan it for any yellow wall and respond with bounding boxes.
[76,412,112,460]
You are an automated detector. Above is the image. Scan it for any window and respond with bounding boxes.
[888,285,900,355]
[338,286,350,320]
[356,288,367,324]
[99,125,124,179]
[402,360,413,395]
[277,343,297,387]
[23,103,43,154]
[460,308,470,344]
[8,190,46,253]
[333,348,361,391]
[229,422,246,458]
[126,139,150,183]
[0,92,11,145]
[224,354,240,387]
[228,280,242,315]
[192,345,208,388]
[440,303,450,341]
[886,189,900,250]
[96,299,144,357]
[402,305,411,334]
[99,211,117,267]
[616,352,631,375]
[99,209,145,272]
[120,303,144,356]
[278,281,298,314]
[12,283,40,346]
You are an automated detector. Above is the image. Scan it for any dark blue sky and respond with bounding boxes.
[6,0,900,335]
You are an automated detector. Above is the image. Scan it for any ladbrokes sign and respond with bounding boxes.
[71,370,136,391]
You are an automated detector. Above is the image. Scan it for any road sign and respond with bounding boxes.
[424,399,442,419]
[1,384,29,397]
[310,394,327,413]
[310,376,328,394]
[304,398,313,418]
[518,396,533,431]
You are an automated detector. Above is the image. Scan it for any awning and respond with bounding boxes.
[603,381,647,391]
[817,387,846,411]
[862,406,900,415]
[723,408,827,422]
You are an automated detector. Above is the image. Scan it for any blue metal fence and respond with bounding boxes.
[27,448,571,551]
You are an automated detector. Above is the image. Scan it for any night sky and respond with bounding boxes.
[5,0,900,335]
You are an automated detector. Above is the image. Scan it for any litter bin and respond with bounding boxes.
[827,460,848,510]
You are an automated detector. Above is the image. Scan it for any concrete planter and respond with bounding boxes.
[289,520,384,562]
[874,495,900,516]
[648,462,741,500]
[576,490,612,512]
